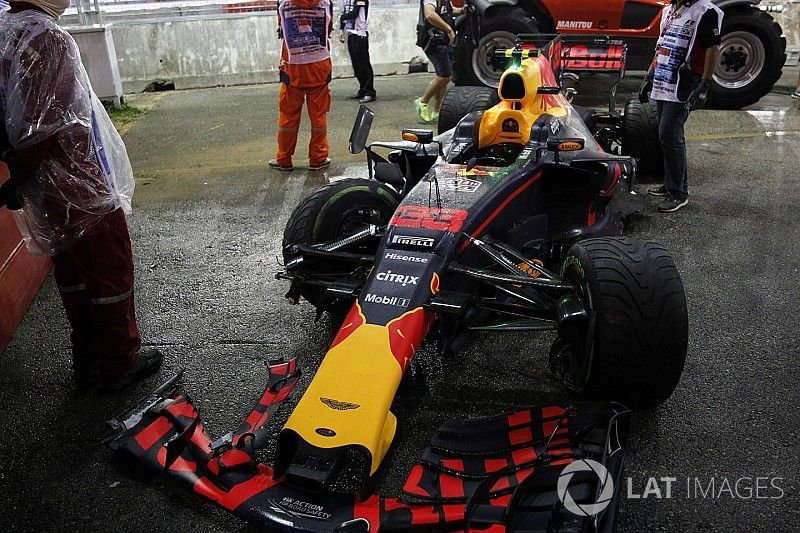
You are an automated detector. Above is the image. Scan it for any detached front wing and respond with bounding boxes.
[105,362,630,532]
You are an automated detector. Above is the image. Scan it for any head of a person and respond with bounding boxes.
[9,0,71,19]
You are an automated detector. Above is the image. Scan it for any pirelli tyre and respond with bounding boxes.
[437,85,499,134]
[622,98,663,178]
[551,237,688,410]
[709,7,786,110]
[283,178,400,308]
[453,7,540,88]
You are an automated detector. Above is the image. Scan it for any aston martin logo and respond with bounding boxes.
[320,397,360,411]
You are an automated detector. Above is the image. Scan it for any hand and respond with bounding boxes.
[638,74,653,104]
[686,79,710,111]
[0,183,23,210]
[338,30,346,43]
[447,27,456,45]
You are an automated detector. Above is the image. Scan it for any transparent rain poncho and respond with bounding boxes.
[0,10,134,256]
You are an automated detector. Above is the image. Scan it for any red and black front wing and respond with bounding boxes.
[105,360,630,532]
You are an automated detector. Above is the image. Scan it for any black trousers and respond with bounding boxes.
[347,33,375,97]
[656,100,690,201]
[655,78,699,201]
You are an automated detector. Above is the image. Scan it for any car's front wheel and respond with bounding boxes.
[283,178,400,308]
[550,237,688,409]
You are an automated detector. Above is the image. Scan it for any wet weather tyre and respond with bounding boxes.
[554,237,688,409]
[708,8,786,110]
[438,85,499,133]
[622,98,663,178]
[283,178,400,307]
[453,7,539,88]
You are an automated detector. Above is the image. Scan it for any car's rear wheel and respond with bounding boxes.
[622,98,663,179]
[437,85,499,134]
[550,237,688,409]
[453,7,539,88]
[283,178,400,308]
[708,8,786,109]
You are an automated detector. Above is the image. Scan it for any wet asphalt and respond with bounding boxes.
[1,70,799,532]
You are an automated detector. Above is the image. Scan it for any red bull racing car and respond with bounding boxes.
[105,36,689,532]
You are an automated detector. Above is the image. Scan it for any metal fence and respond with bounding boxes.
[62,0,417,25]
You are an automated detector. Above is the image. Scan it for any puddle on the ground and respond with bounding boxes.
[745,109,790,129]
[331,163,370,181]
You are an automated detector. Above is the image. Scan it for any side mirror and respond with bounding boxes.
[401,129,434,144]
[349,105,374,154]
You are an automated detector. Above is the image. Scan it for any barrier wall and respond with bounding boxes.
[112,7,423,93]
[101,3,800,93]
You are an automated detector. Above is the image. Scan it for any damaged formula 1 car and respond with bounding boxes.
[105,36,688,532]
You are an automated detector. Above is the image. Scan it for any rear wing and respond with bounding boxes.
[516,34,627,79]
[516,34,628,112]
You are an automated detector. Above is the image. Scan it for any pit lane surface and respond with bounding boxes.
[0,71,798,532]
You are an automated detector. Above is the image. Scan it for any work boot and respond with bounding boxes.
[98,349,164,393]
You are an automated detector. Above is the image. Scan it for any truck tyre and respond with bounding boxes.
[551,237,688,409]
[708,7,786,109]
[283,178,400,308]
[622,98,663,178]
[453,7,539,88]
[438,85,499,133]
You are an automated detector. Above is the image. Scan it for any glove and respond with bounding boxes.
[638,75,654,104]
[686,79,710,111]
[0,183,23,210]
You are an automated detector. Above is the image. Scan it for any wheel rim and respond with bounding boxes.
[713,31,765,90]
[472,30,518,87]
[336,205,384,243]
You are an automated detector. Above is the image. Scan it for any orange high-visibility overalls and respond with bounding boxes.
[275,0,333,168]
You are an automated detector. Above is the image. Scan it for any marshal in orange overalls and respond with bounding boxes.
[274,0,333,169]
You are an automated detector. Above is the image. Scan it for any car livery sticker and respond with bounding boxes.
[391,234,435,249]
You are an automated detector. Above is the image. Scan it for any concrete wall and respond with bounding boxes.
[111,3,798,93]
[112,7,424,93]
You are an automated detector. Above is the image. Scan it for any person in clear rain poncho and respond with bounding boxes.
[0,0,163,391]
